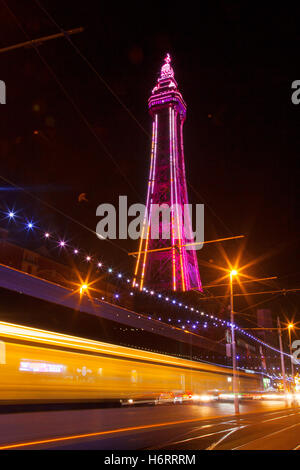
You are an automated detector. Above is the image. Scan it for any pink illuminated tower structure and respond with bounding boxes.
[133,54,202,292]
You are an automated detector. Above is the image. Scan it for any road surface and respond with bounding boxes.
[0,399,300,450]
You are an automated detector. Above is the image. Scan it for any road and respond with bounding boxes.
[0,399,300,450]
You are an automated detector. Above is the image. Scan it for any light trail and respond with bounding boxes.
[206,426,244,450]
[0,414,235,450]
[162,426,240,446]
[233,418,300,450]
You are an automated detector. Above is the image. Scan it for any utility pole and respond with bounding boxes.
[288,324,295,389]
[277,316,287,392]
[230,270,239,414]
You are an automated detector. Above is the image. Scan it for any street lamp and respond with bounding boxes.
[276,317,287,393]
[230,269,239,414]
[288,323,295,387]
[80,283,88,295]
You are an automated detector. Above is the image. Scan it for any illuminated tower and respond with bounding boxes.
[133,54,202,292]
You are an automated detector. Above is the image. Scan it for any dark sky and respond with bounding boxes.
[0,1,299,323]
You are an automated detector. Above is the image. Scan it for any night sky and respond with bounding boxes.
[0,1,299,325]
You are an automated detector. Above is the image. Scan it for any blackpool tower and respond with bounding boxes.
[133,54,202,292]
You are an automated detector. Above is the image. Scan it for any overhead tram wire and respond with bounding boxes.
[34,0,151,140]
[32,0,243,258]
[33,1,273,303]
[0,27,84,53]
[1,0,140,256]
[187,182,234,237]
[238,294,283,314]
[227,294,284,329]
[2,0,246,291]
[1,0,141,202]
[3,1,291,306]
[32,1,296,301]
[0,5,295,363]
[202,276,278,289]
[194,287,300,300]
[0,206,294,362]
[199,279,281,322]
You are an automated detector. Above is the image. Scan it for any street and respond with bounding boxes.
[0,400,299,450]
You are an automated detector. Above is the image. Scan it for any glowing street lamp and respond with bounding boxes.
[79,284,88,295]
[230,269,239,414]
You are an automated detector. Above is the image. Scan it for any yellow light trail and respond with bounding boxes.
[0,321,234,374]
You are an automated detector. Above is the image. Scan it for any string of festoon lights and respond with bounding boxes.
[1,208,294,366]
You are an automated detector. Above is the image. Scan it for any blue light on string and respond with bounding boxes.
[26,221,35,230]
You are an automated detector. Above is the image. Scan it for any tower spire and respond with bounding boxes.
[160,53,174,79]
[133,55,202,292]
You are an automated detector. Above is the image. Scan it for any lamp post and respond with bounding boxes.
[277,316,287,393]
[230,269,239,414]
[288,324,295,387]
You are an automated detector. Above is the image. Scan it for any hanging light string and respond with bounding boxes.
[0,207,295,366]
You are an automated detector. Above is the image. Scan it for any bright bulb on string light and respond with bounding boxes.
[26,221,34,230]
